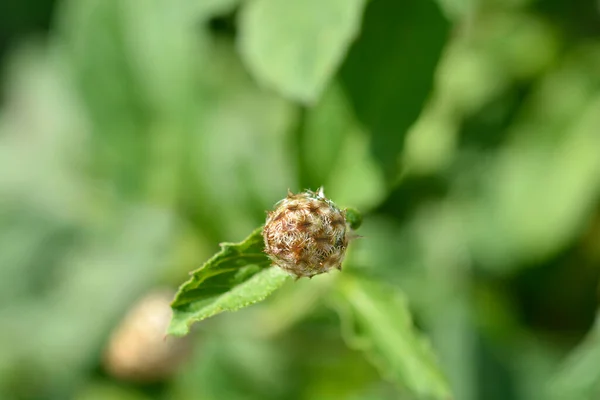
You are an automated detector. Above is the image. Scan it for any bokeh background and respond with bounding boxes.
[1,0,600,399]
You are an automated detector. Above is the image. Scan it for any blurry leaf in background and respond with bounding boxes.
[334,275,452,400]
[56,0,151,199]
[300,83,353,189]
[169,227,290,336]
[0,206,174,399]
[190,0,241,17]
[463,46,600,271]
[0,0,56,67]
[301,83,387,212]
[58,0,297,241]
[340,0,449,182]
[293,323,400,400]
[119,0,200,115]
[117,0,236,208]
[0,13,177,399]
[57,0,213,207]
[74,381,151,400]
[172,333,295,400]
[346,205,478,400]
[549,311,600,400]
[388,11,557,175]
[0,44,89,223]
[243,272,337,339]
[435,0,476,20]
[402,96,458,175]
[410,203,479,400]
[238,0,367,103]
[187,38,297,241]
[344,216,421,290]
[448,12,557,114]
[482,13,558,82]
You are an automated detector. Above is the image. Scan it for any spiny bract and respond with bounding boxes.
[263,187,351,279]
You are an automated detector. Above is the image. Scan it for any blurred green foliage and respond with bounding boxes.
[1,0,600,399]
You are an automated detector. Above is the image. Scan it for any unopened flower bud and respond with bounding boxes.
[263,187,355,279]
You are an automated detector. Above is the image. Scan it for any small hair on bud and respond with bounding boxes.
[317,186,325,198]
[347,231,363,242]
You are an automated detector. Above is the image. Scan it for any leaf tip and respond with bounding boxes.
[166,315,191,338]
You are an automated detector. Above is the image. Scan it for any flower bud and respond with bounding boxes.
[263,187,352,279]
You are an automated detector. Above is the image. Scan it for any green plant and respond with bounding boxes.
[168,187,452,399]
[2,0,600,399]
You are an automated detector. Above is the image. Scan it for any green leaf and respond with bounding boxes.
[435,0,476,20]
[334,275,452,399]
[238,0,368,103]
[548,311,600,400]
[187,40,298,241]
[300,83,387,212]
[464,50,600,271]
[300,83,353,187]
[119,0,202,115]
[188,0,242,18]
[340,0,449,181]
[168,227,291,336]
[345,208,363,230]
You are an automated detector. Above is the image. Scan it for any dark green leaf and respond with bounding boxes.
[345,208,363,230]
[340,0,449,181]
[300,83,387,212]
[548,312,600,400]
[168,227,291,336]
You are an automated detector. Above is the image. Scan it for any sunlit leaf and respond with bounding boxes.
[238,0,367,103]
[334,275,452,400]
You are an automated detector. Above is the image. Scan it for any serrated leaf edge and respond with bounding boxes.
[171,226,266,307]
